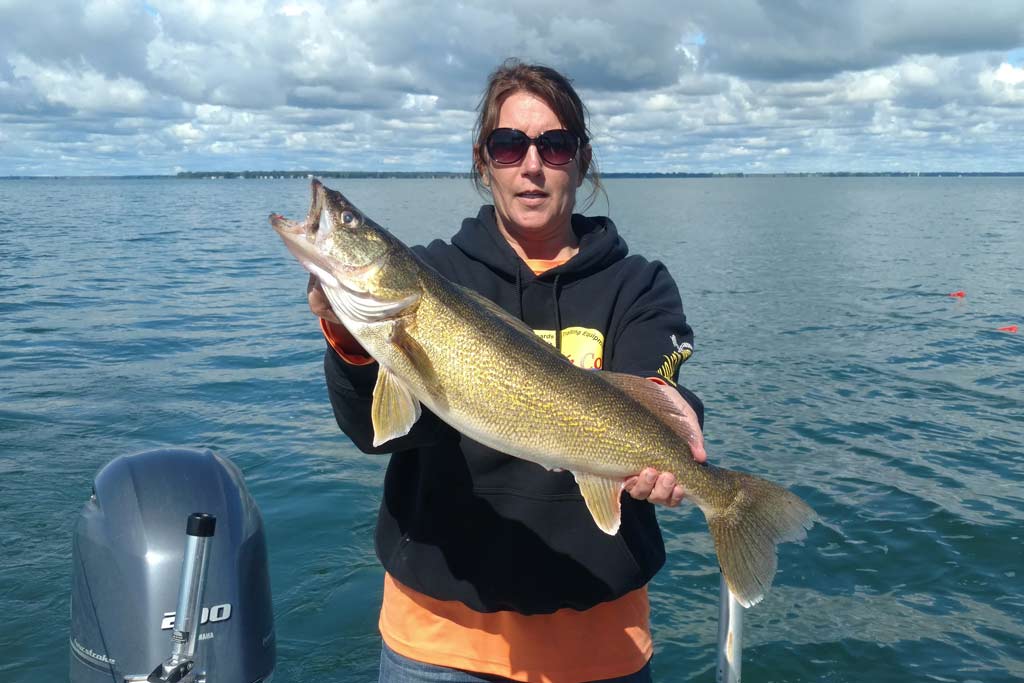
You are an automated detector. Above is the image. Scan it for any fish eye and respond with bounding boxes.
[341,211,356,225]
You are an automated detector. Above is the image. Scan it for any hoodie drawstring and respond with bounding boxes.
[552,274,563,353]
[515,266,524,321]
[514,259,563,353]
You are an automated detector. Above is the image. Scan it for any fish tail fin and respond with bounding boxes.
[700,466,817,608]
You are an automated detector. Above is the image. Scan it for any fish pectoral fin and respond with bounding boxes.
[371,366,422,447]
[573,472,624,535]
[389,319,446,407]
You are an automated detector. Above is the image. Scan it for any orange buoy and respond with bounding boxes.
[949,290,966,298]
[997,325,1018,333]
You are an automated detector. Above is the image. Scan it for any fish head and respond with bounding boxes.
[270,179,421,317]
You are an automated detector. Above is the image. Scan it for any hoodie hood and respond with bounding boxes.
[451,205,630,283]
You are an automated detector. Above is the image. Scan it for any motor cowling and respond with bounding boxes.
[70,448,275,682]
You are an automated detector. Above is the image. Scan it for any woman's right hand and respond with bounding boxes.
[307,274,342,324]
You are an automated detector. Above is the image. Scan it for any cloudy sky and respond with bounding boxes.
[1,0,1023,176]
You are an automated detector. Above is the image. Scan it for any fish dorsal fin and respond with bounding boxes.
[573,471,624,535]
[371,366,421,447]
[597,372,694,444]
[457,285,545,340]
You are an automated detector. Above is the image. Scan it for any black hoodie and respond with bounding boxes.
[324,206,703,615]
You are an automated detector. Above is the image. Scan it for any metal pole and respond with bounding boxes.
[147,513,216,683]
[170,515,215,662]
[716,573,744,683]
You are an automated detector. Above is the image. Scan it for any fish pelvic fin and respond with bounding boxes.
[701,466,817,607]
[371,366,422,447]
[573,471,624,535]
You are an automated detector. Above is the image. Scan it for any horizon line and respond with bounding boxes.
[3,170,1024,180]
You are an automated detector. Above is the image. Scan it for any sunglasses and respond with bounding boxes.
[485,128,585,166]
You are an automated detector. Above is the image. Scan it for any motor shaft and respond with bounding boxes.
[716,572,744,683]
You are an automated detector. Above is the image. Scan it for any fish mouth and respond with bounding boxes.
[270,178,327,240]
[269,212,308,238]
[269,209,326,279]
[269,179,378,289]
[268,178,323,241]
[271,179,421,323]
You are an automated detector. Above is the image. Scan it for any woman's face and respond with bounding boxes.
[479,91,583,243]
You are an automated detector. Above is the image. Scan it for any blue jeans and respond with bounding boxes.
[378,642,653,683]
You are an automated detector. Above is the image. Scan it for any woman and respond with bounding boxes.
[308,59,706,683]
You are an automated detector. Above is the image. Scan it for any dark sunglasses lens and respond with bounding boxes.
[488,130,529,164]
[537,131,577,165]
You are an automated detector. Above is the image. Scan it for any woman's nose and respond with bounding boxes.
[521,142,543,174]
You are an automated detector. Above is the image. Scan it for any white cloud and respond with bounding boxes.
[169,122,204,143]
[846,74,897,103]
[9,55,150,113]
[82,0,137,34]
[898,62,940,88]
[643,94,680,112]
[402,94,439,112]
[978,62,1024,104]
[993,62,1024,86]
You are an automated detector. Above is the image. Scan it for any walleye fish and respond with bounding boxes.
[271,180,816,607]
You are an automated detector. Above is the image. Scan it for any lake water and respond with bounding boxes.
[1,176,1022,682]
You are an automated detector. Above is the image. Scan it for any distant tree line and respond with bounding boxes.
[6,171,1021,181]
[174,171,471,179]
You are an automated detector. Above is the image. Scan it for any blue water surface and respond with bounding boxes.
[1,176,1021,682]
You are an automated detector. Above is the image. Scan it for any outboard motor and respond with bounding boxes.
[70,448,275,682]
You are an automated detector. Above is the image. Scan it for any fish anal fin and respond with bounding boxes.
[598,372,693,443]
[573,471,624,535]
[371,366,422,447]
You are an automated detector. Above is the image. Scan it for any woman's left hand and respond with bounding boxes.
[623,381,707,508]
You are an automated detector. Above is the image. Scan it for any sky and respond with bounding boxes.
[1,0,1023,176]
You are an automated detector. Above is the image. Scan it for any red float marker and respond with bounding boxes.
[997,325,1018,333]
[949,290,966,298]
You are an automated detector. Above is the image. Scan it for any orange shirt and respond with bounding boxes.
[379,574,652,682]
[320,254,654,680]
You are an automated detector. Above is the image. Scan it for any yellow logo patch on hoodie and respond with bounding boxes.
[534,327,605,370]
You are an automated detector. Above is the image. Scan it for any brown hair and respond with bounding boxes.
[471,59,604,211]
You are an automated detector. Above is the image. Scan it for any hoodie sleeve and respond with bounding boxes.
[606,263,704,428]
